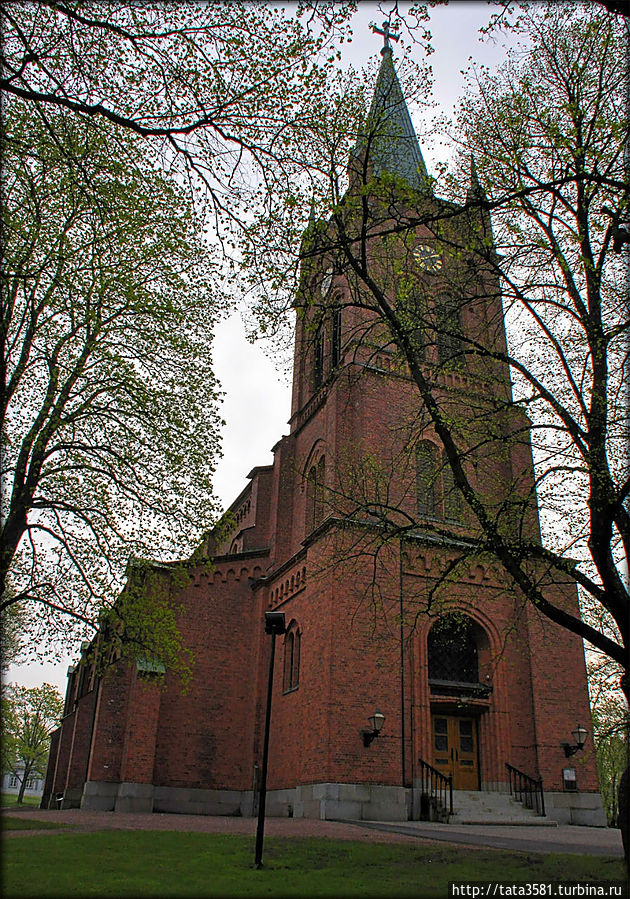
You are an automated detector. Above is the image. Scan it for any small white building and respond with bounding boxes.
[2,768,44,799]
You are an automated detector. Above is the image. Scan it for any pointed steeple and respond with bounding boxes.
[466,155,494,250]
[467,155,487,203]
[353,37,428,192]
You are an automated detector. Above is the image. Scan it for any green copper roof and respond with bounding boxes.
[355,48,428,190]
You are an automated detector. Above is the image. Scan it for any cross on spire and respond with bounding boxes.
[373,20,400,56]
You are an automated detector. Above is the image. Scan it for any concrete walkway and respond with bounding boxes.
[346,819,625,857]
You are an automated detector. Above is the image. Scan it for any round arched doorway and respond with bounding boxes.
[427,613,490,790]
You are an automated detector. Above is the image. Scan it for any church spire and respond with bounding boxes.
[467,155,487,203]
[352,24,428,191]
[466,155,494,248]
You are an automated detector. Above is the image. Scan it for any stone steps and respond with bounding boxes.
[449,790,556,826]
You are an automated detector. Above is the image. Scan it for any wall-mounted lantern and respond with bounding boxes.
[562,724,588,757]
[362,709,385,747]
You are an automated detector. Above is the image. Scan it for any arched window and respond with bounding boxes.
[442,456,463,522]
[331,304,342,367]
[283,624,301,692]
[428,614,479,684]
[314,322,324,388]
[306,455,326,533]
[405,287,427,362]
[437,297,465,366]
[417,441,440,518]
[417,442,462,523]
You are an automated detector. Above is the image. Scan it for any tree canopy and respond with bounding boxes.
[0,1,356,224]
[448,5,628,672]
[1,682,64,804]
[1,103,222,658]
[1,0,360,661]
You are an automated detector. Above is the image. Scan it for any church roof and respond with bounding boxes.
[354,46,428,191]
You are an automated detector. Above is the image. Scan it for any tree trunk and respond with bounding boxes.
[16,766,29,804]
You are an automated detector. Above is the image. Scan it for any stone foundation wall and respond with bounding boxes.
[544,791,607,827]
[79,778,606,827]
[292,782,409,821]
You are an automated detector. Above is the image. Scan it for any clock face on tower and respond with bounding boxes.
[413,242,443,273]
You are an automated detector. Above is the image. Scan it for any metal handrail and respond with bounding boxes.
[506,762,545,816]
[419,758,453,818]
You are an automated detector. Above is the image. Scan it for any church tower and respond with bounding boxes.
[250,38,603,824]
[43,39,604,827]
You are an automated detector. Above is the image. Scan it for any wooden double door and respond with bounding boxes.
[431,714,479,790]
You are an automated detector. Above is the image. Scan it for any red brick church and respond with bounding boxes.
[43,43,605,827]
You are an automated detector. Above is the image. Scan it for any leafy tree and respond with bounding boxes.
[446,4,627,687]
[244,5,629,701]
[1,103,222,661]
[1,682,64,804]
[436,4,627,681]
[0,1,361,661]
[0,599,26,670]
[591,695,629,825]
[0,1,355,226]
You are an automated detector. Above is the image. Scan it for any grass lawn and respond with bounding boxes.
[2,831,625,898]
[2,816,67,830]
[1,792,42,808]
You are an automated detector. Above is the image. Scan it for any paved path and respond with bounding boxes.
[1,808,419,843]
[2,808,624,858]
[346,820,625,857]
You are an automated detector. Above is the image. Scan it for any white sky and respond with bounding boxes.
[8,1,518,696]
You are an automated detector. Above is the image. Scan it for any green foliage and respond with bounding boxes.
[0,1,359,665]
[591,686,629,826]
[0,600,27,670]
[99,563,194,687]
[1,683,64,803]
[1,101,223,656]
[0,2,357,265]
[594,717,628,827]
[1,831,625,897]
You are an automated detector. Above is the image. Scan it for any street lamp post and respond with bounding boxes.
[254,611,286,869]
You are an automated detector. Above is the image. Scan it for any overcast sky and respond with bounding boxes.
[9,1,519,696]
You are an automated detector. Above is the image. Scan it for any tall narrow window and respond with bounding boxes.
[442,452,463,522]
[306,456,326,533]
[331,305,342,367]
[283,625,301,692]
[314,323,324,388]
[315,456,326,524]
[437,298,464,366]
[306,465,317,532]
[417,442,463,523]
[417,441,440,517]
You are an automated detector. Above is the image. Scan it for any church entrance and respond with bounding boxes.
[431,714,479,790]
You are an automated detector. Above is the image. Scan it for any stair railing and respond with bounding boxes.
[506,763,545,816]
[418,759,453,819]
